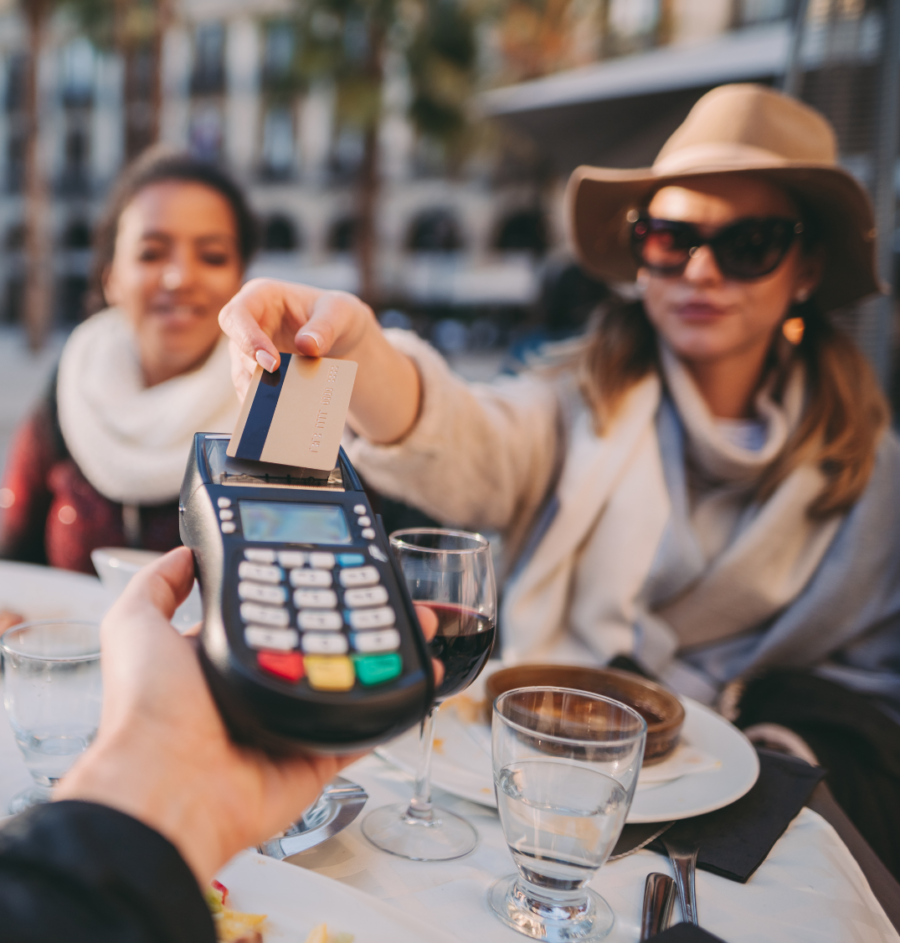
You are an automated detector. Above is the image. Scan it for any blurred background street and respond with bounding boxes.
[0,0,897,441]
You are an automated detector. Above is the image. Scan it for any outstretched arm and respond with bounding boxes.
[57,547,357,884]
[218,279,421,445]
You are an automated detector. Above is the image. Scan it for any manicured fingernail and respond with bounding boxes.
[256,350,278,372]
[299,332,321,353]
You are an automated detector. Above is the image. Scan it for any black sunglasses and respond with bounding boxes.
[631,215,804,281]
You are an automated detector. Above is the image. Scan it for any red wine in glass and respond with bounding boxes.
[425,603,496,700]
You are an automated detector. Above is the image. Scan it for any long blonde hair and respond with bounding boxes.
[579,299,889,518]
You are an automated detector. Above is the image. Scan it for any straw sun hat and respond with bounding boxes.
[567,83,881,311]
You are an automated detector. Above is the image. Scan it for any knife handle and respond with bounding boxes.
[640,872,676,940]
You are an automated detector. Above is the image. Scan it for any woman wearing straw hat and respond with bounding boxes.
[219,84,900,873]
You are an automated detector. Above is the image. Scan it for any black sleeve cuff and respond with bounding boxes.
[0,800,216,943]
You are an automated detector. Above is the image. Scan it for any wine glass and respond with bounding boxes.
[489,687,646,941]
[362,528,496,860]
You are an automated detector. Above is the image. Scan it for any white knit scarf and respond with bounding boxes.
[57,308,240,505]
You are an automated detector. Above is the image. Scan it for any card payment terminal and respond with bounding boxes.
[179,433,434,753]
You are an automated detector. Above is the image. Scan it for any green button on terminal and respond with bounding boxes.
[354,652,402,686]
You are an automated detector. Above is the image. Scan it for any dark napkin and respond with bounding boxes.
[614,749,825,882]
[647,924,728,942]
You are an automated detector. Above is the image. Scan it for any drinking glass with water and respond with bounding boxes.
[1,621,102,814]
[489,686,646,941]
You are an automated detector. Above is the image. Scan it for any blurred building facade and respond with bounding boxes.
[0,0,895,345]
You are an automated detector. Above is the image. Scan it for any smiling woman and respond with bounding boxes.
[0,150,257,573]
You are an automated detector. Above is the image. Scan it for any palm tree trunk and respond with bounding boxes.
[114,0,167,161]
[23,0,52,350]
[357,123,379,305]
[149,0,172,147]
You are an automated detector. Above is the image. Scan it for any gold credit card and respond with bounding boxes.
[227,354,358,471]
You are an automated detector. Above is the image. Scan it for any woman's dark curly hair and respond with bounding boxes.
[87,147,258,314]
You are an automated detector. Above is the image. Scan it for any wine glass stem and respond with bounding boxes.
[406,705,438,823]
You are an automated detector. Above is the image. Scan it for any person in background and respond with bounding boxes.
[0,149,256,573]
[218,86,900,875]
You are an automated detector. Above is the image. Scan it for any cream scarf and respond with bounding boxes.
[507,344,843,696]
[57,307,240,505]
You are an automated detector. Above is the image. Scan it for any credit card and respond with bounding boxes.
[228,354,358,471]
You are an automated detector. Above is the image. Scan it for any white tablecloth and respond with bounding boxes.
[0,656,896,941]
[0,711,896,941]
[282,754,899,943]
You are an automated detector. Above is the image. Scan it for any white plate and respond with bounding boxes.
[377,696,759,823]
[217,850,461,942]
[0,561,114,624]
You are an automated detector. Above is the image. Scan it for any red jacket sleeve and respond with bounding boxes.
[0,402,57,565]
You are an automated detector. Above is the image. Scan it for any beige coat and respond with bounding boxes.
[348,330,668,662]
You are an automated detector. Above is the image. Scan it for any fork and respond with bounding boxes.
[663,835,699,925]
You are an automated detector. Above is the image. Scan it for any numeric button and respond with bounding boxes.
[339,566,379,588]
[240,603,289,627]
[348,606,395,629]
[352,628,400,653]
[302,633,349,656]
[344,586,389,608]
[238,582,287,605]
[298,610,343,631]
[293,589,338,609]
[245,626,298,651]
[238,562,282,584]
[290,568,332,587]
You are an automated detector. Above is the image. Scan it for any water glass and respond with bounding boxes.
[489,687,646,942]
[1,621,102,814]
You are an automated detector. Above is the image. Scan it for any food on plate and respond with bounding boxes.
[442,692,485,724]
[215,909,266,943]
[207,879,267,942]
[0,609,24,634]
[207,881,353,943]
[304,925,354,943]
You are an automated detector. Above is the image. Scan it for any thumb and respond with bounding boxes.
[120,547,196,623]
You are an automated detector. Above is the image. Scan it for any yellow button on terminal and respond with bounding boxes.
[305,655,355,691]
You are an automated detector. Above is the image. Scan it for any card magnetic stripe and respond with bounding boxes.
[234,355,292,461]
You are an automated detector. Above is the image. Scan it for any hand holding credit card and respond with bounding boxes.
[228,354,358,471]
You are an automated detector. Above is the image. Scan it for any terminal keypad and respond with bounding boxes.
[237,547,402,691]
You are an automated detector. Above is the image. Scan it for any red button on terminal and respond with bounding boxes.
[257,650,304,683]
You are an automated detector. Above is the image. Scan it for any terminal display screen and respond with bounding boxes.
[239,501,352,545]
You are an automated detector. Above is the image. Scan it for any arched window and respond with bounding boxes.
[407,209,462,253]
[4,223,24,251]
[328,216,359,252]
[494,210,547,254]
[61,219,92,250]
[263,214,300,252]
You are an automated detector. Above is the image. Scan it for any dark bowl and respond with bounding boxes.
[484,664,685,764]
